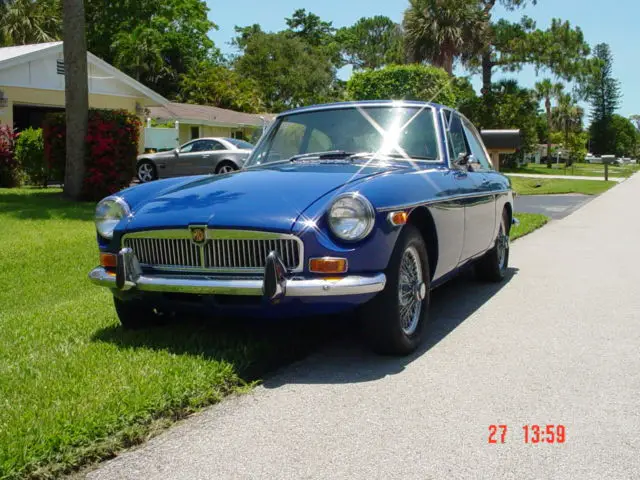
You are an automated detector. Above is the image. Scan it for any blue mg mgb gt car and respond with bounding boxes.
[89,101,514,355]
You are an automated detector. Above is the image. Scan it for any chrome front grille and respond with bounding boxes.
[122,229,303,273]
[203,239,299,270]
[124,238,202,268]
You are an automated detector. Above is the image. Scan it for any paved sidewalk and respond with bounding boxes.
[88,175,640,480]
[506,172,625,182]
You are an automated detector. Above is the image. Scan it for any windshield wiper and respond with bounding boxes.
[350,152,438,161]
[288,150,355,162]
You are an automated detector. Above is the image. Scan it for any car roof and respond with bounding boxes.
[279,100,446,117]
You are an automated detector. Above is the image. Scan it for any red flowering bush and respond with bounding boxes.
[44,109,142,200]
[0,124,21,188]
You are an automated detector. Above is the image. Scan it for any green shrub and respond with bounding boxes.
[346,64,457,107]
[43,109,142,200]
[15,127,47,187]
[0,124,21,188]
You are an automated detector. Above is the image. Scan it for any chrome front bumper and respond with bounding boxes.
[88,248,386,298]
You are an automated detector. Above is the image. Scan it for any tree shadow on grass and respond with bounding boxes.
[92,267,518,384]
[0,189,95,221]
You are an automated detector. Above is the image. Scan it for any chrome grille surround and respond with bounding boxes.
[122,229,303,274]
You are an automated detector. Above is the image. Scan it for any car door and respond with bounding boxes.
[172,140,209,177]
[200,140,230,173]
[460,117,497,257]
[442,110,486,265]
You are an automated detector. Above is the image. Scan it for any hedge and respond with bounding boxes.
[43,109,142,200]
[15,127,47,187]
[0,124,21,188]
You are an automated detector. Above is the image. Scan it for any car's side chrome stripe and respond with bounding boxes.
[377,189,507,212]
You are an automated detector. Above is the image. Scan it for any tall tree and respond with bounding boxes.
[62,0,88,200]
[403,0,486,75]
[609,115,639,158]
[473,1,590,101]
[534,79,564,167]
[233,30,336,112]
[0,0,62,46]
[177,62,264,113]
[553,93,584,144]
[337,16,405,70]
[85,0,218,98]
[285,9,341,67]
[586,43,622,155]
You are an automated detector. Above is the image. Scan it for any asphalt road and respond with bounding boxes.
[514,193,594,220]
[87,174,640,480]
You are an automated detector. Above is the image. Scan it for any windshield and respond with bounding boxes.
[226,138,254,149]
[246,105,440,167]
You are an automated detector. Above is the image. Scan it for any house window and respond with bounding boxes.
[190,126,199,139]
[232,130,245,140]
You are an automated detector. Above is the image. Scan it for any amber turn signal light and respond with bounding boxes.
[309,257,348,274]
[100,253,117,268]
[388,211,408,226]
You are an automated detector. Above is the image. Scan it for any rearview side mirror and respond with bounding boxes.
[454,152,477,168]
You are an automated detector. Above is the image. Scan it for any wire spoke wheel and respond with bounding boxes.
[398,245,424,336]
[496,217,509,271]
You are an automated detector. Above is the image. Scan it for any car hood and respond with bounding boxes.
[124,163,399,232]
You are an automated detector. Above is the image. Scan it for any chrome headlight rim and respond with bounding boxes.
[327,192,376,243]
[95,195,131,239]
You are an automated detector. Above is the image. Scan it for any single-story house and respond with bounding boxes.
[147,102,275,145]
[0,41,168,151]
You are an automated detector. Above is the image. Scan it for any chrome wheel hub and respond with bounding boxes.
[138,164,154,182]
[218,165,235,174]
[398,246,424,336]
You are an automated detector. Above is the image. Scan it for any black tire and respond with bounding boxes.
[137,160,158,183]
[113,297,164,330]
[475,209,510,282]
[359,224,431,356]
[215,161,239,174]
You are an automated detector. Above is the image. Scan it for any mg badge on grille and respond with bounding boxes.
[190,227,207,245]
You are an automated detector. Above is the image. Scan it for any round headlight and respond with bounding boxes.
[95,196,130,239]
[327,193,375,242]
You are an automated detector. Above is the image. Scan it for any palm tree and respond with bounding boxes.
[534,79,564,167]
[0,0,62,46]
[62,0,88,199]
[553,93,584,144]
[112,26,165,83]
[403,0,485,75]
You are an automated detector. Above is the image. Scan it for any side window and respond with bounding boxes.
[462,120,491,170]
[189,141,207,152]
[446,113,468,161]
[208,141,226,151]
[179,142,195,153]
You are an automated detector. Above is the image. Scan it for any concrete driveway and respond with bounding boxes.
[87,175,640,480]
[514,193,594,220]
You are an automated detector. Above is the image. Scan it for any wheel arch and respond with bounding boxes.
[407,206,438,280]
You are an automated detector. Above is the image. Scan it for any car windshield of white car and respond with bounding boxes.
[246,105,440,167]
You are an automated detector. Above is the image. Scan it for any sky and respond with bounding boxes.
[205,0,639,118]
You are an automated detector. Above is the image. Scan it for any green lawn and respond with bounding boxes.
[503,162,640,178]
[0,188,341,479]
[510,176,616,196]
[0,188,551,479]
[510,213,549,241]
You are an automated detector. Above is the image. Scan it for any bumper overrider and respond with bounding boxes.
[88,248,386,302]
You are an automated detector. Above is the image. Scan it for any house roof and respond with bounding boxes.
[0,41,168,106]
[148,102,274,128]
